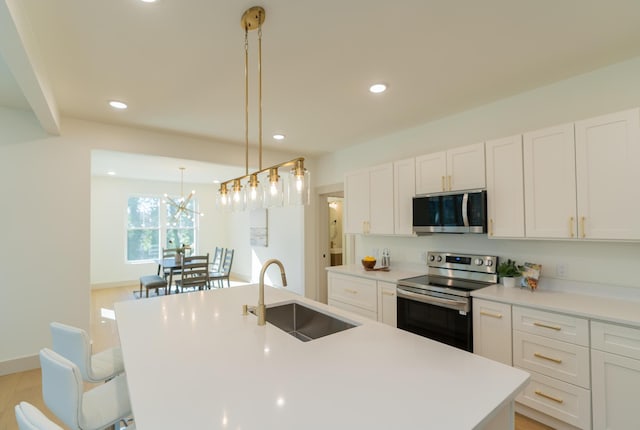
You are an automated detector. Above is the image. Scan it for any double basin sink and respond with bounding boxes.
[255,301,358,342]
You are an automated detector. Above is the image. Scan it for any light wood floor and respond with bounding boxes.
[0,286,553,430]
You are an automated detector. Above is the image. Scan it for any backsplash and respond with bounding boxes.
[355,234,640,290]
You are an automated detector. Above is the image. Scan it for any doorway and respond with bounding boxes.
[316,186,344,304]
[328,197,344,266]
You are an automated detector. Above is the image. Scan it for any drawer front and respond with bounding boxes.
[328,273,378,312]
[513,306,589,346]
[516,369,591,430]
[328,299,377,321]
[591,320,640,360]
[473,299,512,365]
[514,331,590,388]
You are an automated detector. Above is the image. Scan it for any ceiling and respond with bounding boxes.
[3,0,640,178]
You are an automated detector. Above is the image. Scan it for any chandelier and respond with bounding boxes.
[164,167,203,223]
[216,6,310,212]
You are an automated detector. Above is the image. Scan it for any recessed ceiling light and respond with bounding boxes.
[109,100,128,110]
[107,171,116,176]
[213,179,221,184]
[369,83,387,94]
[140,0,157,3]
[273,134,285,141]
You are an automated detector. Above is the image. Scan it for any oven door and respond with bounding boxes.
[396,286,473,352]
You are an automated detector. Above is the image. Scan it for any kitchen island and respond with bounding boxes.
[115,285,529,429]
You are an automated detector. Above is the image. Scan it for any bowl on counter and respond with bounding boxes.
[361,258,376,270]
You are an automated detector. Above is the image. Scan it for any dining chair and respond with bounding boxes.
[39,348,135,430]
[210,247,225,273]
[50,322,124,383]
[175,254,210,293]
[158,247,180,278]
[15,402,63,430]
[210,248,234,288]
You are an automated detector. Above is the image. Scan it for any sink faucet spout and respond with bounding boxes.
[257,259,287,326]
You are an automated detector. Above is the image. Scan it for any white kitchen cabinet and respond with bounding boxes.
[523,123,578,239]
[344,163,394,235]
[393,158,415,235]
[415,142,485,194]
[327,272,377,320]
[485,135,525,238]
[473,298,512,365]
[377,281,397,327]
[591,321,640,429]
[575,108,640,240]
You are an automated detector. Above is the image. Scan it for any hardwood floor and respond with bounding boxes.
[0,285,553,430]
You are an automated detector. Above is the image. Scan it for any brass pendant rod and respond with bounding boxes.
[258,16,263,171]
[244,28,249,176]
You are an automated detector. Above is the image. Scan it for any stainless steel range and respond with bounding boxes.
[396,251,498,352]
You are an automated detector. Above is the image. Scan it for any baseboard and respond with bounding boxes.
[91,280,138,290]
[0,354,40,376]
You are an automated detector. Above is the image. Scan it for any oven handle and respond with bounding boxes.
[397,287,470,313]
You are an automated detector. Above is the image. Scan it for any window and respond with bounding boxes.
[127,195,199,262]
[127,196,160,262]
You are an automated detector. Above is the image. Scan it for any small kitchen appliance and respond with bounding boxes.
[396,251,498,352]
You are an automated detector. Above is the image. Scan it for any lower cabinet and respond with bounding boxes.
[327,272,397,327]
[473,299,512,365]
[590,321,640,429]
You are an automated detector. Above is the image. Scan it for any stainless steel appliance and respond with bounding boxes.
[396,251,498,352]
[412,190,487,234]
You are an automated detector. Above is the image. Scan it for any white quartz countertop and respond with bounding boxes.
[115,285,528,429]
[325,263,426,283]
[473,284,640,328]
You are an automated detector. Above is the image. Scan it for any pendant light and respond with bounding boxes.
[164,167,203,223]
[216,6,309,211]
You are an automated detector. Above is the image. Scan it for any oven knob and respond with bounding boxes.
[429,255,435,262]
[436,255,443,262]
[475,258,483,266]
[486,260,494,267]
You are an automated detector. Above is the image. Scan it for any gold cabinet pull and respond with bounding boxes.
[569,216,575,238]
[441,176,445,192]
[533,321,561,331]
[489,218,494,236]
[480,310,502,319]
[344,288,358,295]
[382,291,395,297]
[534,352,563,364]
[535,390,564,404]
[580,216,586,238]
[448,175,452,191]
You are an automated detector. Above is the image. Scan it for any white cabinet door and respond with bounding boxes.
[344,164,394,235]
[447,142,486,191]
[591,349,640,430]
[369,164,394,235]
[575,108,640,240]
[377,281,397,327]
[485,135,525,238]
[344,169,370,234]
[415,151,446,194]
[523,123,578,239]
[393,158,415,235]
[472,299,512,365]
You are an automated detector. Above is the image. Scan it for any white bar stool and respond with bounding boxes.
[50,322,125,383]
[15,402,63,430]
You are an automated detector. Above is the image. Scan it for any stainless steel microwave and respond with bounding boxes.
[412,190,487,234]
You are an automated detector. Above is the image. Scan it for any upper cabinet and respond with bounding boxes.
[345,163,394,235]
[393,158,416,235]
[523,123,578,239]
[575,109,640,240]
[485,135,525,238]
[415,142,485,194]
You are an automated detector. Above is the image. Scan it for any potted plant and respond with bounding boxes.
[497,259,522,287]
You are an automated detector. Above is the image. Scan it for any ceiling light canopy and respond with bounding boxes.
[369,83,387,94]
[216,6,310,212]
[109,100,128,109]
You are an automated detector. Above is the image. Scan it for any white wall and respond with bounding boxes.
[90,176,230,287]
[314,55,640,291]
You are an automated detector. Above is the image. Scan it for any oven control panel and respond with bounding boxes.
[427,252,497,274]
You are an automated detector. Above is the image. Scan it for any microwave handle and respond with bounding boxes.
[462,193,469,227]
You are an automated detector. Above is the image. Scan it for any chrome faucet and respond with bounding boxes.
[256,259,287,325]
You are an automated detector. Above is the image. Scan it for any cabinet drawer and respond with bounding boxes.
[591,320,640,360]
[328,299,377,321]
[513,331,590,388]
[328,274,377,313]
[516,369,591,430]
[513,306,589,346]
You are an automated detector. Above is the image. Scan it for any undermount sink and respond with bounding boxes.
[260,301,358,342]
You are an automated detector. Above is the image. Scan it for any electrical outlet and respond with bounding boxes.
[556,263,568,278]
